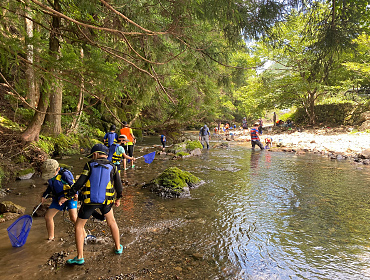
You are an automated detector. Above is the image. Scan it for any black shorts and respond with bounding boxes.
[123,144,134,157]
[78,203,113,219]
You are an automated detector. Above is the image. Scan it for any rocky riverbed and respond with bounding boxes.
[224,127,370,165]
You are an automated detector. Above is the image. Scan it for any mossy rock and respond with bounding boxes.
[185,140,203,152]
[16,167,35,180]
[167,143,187,154]
[143,167,203,198]
[167,140,202,155]
[176,151,190,157]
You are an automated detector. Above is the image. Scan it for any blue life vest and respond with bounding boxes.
[107,144,123,164]
[47,168,74,199]
[81,160,116,204]
[104,132,117,147]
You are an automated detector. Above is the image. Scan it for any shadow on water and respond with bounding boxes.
[2,136,370,279]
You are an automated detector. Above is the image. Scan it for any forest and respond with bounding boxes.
[1,0,370,144]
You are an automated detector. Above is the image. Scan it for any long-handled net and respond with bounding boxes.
[7,194,48,247]
[7,215,33,247]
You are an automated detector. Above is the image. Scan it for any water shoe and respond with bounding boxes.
[66,256,85,265]
[115,244,123,255]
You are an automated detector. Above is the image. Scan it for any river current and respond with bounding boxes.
[1,135,370,279]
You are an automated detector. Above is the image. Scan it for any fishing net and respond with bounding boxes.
[7,215,33,247]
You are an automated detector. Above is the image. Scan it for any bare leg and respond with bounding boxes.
[75,218,88,259]
[69,208,87,238]
[104,208,120,250]
[44,208,59,240]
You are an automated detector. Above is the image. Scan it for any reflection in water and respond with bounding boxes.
[1,138,370,279]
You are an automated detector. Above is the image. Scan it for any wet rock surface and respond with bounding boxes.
[142,167,203,198]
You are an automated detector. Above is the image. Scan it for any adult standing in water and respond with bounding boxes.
[258,118,263,135]
[120,121,136,170]
[199,124,211,149]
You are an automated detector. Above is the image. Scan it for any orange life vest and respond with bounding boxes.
[120,127,134,142]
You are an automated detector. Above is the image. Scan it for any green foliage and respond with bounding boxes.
[1,0,370,137]
[279,111,296,122]
[36,136,55,155]
[0,115,22,131]
[36,133,84,156]
[293,103,355,125]
[152,167,200,191]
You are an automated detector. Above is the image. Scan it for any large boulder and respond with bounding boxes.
[166,140,203,156]
[143,167,203,198]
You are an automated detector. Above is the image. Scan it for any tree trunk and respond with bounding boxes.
[21,80,49,142]
[24,5,37,108]
[42,0,62,136]
[304,90,316,125]
[67,48,84,134]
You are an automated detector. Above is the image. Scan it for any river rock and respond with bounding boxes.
[0,201,25,214]
[189,148,202,156]
[142,167,203,198]
[2,212,21,221]
[33,203,50,217]
[359,120,370,131]
[17,172,35,180]
[359,148,370,159]
[359,111,370,122]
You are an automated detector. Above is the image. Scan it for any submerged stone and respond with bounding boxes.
[143,167,203,198]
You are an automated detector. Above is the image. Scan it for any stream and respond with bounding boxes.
[1,135,370,279]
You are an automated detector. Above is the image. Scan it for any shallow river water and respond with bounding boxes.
[1,135,370,279]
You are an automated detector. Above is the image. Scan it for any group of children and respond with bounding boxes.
[103,122,137,170]
[40,122,138,265]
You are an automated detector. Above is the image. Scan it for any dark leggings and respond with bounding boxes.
[123,144,134,157]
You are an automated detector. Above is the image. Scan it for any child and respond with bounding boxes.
[160,134,166,151]
[103,124,118,147]
[60,144,123,265]
[120,121,136,169]
[250,123,264,150]
[264,137,273,149]
[108,134,136,173]
[41,159,77,240]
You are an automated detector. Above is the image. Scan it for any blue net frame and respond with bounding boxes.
[7,215,33,247]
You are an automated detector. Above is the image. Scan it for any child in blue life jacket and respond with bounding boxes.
[103,124,118,147]
[60,144,123,265]
[160,134,166,151]
[108,134,136,173]
[41,159,78,241]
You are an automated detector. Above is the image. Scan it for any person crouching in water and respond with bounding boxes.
[108,134,136,175]
[40,159,78,241]
[60,144,124,265]
[250,122,264,150]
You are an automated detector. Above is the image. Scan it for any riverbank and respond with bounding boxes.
[221,126,370,165]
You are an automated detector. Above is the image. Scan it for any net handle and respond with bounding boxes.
[31,194,48,216]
